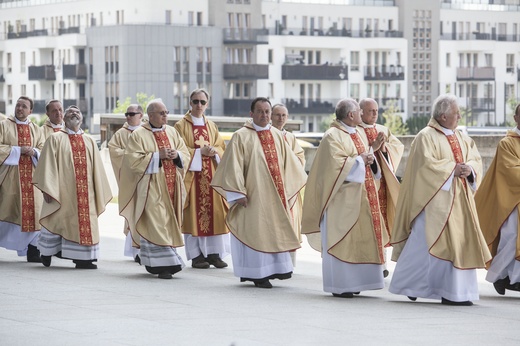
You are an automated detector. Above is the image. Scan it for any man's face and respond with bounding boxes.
[46,102,63,125]
[190,92,209,118]
[64,108,83,129]
[361,100,378,125]
[15,98,32,122]
[440,103,461,130]
[148,103,169,127]
[125,105,143,127]
[271,106,288,130]
[350,106,363,126]
[250,101,271,128]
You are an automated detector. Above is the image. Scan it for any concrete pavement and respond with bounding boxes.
[1,201,520,345]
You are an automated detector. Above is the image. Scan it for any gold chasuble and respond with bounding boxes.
[119,123,190,248]
[108,122,133,186]
[41,119,63,139]
[475,130,520,264]
[211,120,307,253]
[391,118,491,269]
[32,131,112,245]
[0,116,45,232]
[283,131,306,241]
[174,112,228,237]
[302,121,387,264]
[358,123,403,238]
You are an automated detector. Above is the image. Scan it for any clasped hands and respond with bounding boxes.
[159,147,178,160]
[201,145,216,157]
[454,163,472,178]
[371,132,387,153]
[21,146,36,157]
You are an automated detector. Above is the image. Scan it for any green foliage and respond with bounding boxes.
[30,115,47,126]
[405,115,430,135]
[113,93,155,113]
[381,101,408,135]
[504,94,519,127]
[320,113,335,132]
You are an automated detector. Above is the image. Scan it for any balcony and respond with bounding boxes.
[223,28,269,44]
[282,64,347,80]
[460,98,496,113]
[7,29,48,39]
[58,27,80,35]
[223,64,268,80]
[63,98,88,113]
[223,99,253,116]
[28,65,56,81]
[63,64,87,79]
[270,27,403,39]
[373,98,405,112]
[456,67,495,81]
[364,65,404,80]
[282,98,335,114]
[441,32,520,42]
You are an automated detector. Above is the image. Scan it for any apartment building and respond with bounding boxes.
[0,0,518,131]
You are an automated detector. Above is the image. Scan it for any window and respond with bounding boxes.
[165,10,172,25]
[188,11,194,26]
[506,54,514,73]
[446,53,450,67]
[268,49,273,64]
[350,84,359,99]
[350,51,359,71]
[7,53,12,73]
[8,85,12,105]
[20,52,25,73]
[485,53,493,67]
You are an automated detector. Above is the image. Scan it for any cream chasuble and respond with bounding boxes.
[41,119,64,139]
[32,130,112,245]
[119,123,190,248]
[0,116,45,232]
[391,118,491,269]
[211,120,307,253]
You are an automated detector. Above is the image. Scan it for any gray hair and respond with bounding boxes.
[335,98,358,121]
[189,88,210,101]
[146,98,165,114]
[432,94,458,120]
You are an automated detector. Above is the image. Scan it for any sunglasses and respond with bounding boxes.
[125,112,141,117]
[191,99,207,106]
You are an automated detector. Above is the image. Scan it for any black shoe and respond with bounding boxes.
[191,254,210,269]
[206,254,228,268]
[146,265,159,274]
[26,244,42,263]
[158,272,172,279]
[407,296,417,301]
[493,277,508,295]
[441,298,473,306]
[383,269,389,278]
[73,260,97,269]
[332,292,354,298]
[146,265,182,276]
[134,255,141,265]
[254,279,273,289]
[41,255,52,267]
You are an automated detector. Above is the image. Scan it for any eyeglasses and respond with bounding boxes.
[191,99,207,106]
[125,112,142,117]
[149,110,169,116]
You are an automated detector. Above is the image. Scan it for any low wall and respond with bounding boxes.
[304,135,503,178]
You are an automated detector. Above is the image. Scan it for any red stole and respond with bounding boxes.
[17,124,36,232]
[153,130,177,203]
[257,130,287,209]
[192,123,215,235]
[349,131,385,261]
[362,126,389,237]
[446,133,467,190]
[68,134,93,244]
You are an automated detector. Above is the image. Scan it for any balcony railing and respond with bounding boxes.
[373,98,405,112]
[223,64,269,79]
[63,64,88,79]
[441,32,520,42]
[223,28,269,44]
[58,26,80,35]
[28,65,56,81]
[282,64,348,80]
[364,65,404,80]
[270,27,403,38]
[32,100,46,114]
[7,29,49,39]
[282,98,336,114]
[223,99,253,116]
[456,67,495,81]
[460,98,496,113]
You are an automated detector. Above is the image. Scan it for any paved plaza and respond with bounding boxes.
[1,201,520,346]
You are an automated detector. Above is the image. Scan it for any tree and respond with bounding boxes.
[319,113,335,132]
[406,115,430,135]
[113,93,155,113]
[381,101,408,135]
[503,94,519,127]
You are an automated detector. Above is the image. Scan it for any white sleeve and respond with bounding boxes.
[145,152,160,174]
[4,146,21,166]
[345,156,366,184]
[189,148,202,171]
